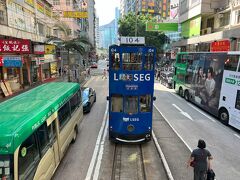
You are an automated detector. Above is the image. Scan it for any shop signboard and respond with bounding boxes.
[3,56,22,67]
[181,16,201,38]
[45,45,56,54]
[34,45,45,54]
[0,56,3,66]
[37,1,44,14]
[210,40,230,52]
[0,39,31,53]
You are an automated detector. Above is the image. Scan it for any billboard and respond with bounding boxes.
[146,22,178,32]
[170,0,179,19]
[0,39,31,54]
[181,16,201,38]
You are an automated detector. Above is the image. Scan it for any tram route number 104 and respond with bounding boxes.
[120,37,145,45]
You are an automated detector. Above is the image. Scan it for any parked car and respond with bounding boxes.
[82,87,96,113]
[91,62,98,68]
[161,71,173,88]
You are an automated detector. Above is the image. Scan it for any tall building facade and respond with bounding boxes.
[99,20,115,49]
[173,0,240,52]
[95,17,100,48]
[120,0,170,19]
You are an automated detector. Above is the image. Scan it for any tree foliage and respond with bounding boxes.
[118,13,167,52]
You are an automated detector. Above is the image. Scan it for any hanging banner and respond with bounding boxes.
[37,1,44,14]
[63,11,88,18]
[0,39,31,53]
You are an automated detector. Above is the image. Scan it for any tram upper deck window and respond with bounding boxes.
[144,53,154,70]
[225,55,239,71]
[140,95,151,112]
[111,53,120,70]
[124,96,138,114]
[122,53,142,70]
[111,95,123,112]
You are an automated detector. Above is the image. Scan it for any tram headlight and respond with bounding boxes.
[127,124,135,132]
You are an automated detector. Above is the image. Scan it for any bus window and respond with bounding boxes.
[111,95,123,112]
[18,134,40,180]
[48,121,57,141]
[236,90,240,110]
[36,122,50,155]
[123,53,142,70]
[111,53,120,70]
[144,53,154,70]
[124,96,138,114]
[70,92,80,113]
[140,95,151,112]
[0,155,13,180]
[225,55,239,71]
[58,102,71,129]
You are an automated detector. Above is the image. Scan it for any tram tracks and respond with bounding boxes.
[111,144,147,180]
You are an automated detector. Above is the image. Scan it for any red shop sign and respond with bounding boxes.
[210,40,230,52]
[0,56,3,66]
[0,39,31,54]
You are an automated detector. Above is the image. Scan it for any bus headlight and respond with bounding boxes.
[127,124,135,132]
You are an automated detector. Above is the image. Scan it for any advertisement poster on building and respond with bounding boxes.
[170,0,179,19]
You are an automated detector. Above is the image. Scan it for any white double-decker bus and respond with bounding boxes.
[173,51,240,130]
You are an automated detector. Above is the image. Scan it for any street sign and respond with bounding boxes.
[146,22,178,32]
[63,11,88,18]
[120,37,145,45]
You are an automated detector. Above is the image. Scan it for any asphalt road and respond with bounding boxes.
[154,82,240,180]
[53,60,240,180]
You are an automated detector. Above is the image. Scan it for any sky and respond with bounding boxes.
[95,0,120,26]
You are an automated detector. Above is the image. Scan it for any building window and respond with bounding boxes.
[219,11,230,27]
[0,10,4,22]
[38,22,44,36]
[236,10,240,24]
[66,0,71,6]
[53,0,60,5]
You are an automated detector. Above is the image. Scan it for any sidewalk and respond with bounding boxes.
[0,74,88,103]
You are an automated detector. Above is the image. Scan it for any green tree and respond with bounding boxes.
[48,22,92,81]
[118,13,167,53]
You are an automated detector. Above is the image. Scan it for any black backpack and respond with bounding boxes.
[207,169,215,180]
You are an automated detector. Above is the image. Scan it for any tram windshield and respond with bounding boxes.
[124,96,138,114]
[140,95,151,112]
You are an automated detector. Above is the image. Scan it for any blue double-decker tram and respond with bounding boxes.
[108,38,156,143]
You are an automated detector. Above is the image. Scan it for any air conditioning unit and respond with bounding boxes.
[218,13,224,18]
[201,27,212,35]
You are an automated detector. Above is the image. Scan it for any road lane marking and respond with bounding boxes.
[170,92,216,122]
[93,118,108,179]
[85,102,108,180]
[172,104,194,121]
[154,103,192,152]
[187,103,216,122]
[234,134,240,140]
[152,131,174,180]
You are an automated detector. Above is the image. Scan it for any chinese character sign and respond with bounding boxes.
[0,39,31,53]
[210,40,230,52]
